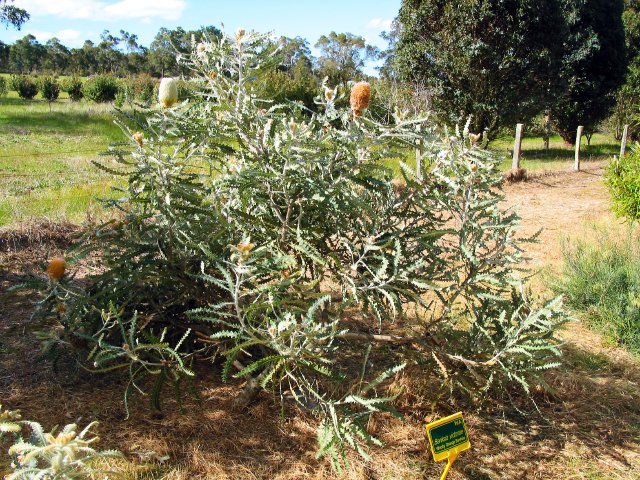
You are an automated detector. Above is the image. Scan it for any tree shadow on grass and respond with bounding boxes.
[2,110,117,136]
[522,144,619,161]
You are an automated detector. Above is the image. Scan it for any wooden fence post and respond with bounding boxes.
[620,124,629,158]
[574,126,584,171]
[512,123,523,170]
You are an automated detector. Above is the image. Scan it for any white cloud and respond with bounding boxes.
[14,28,83,46]
[27,30,53,41]
[56,29,82,43]
[367,18,393,30]
[14,0,185,21]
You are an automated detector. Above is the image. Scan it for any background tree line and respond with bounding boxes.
[2,0,639,143]
[0,27,379,89]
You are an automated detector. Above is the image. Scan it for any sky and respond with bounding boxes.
[4,0,401,74]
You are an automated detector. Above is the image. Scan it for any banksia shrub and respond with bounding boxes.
[11,75,38,100]
[61,76,83,102]
[132,73,157,104]
[39,76,60,104]
[36,30,567,470]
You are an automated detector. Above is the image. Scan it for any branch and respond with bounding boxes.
[338,332,414,344]
[231,359,272,409]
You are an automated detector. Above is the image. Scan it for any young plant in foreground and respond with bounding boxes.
[32,30,567,468]
[0,405,120,480]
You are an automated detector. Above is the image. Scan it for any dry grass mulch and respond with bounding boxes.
[2,168,640,480]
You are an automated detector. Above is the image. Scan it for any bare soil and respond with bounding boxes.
[1,165,639,480]
[503,162,612,269]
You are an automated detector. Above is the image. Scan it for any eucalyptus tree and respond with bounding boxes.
[43,37,70,73]
[0,0,28,30]
[9,34,44,73]
[315,32,379,87]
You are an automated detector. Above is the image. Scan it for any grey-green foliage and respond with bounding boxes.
[38,30,566,468]
[0,405,120,480]
[0,404,22,438]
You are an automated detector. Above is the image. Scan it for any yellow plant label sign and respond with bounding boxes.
[425,412,470,462]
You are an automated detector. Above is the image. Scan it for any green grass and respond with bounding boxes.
[0,94,125,225]
[553,224,640,355]
[492,132,619,171]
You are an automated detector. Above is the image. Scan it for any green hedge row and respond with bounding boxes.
[3,74,194,105]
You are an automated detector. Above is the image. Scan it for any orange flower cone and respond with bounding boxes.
[350,81,371,117]
[47,257,66,280]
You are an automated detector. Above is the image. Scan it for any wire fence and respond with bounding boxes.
[0,149,103,159]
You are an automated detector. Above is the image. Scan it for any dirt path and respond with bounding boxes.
[503,162,611,268]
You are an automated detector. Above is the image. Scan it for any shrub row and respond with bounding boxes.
[4,74,195,104]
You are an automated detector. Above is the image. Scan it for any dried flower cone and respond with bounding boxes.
[468,132,482,145]
[132,132,144,147]
[47,257,66,280]
[237,242,255,254]
[324,86,336,102]
[350,81,371,116]
[158,78,178,108]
